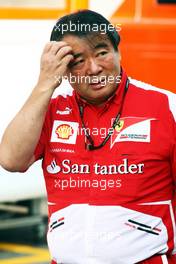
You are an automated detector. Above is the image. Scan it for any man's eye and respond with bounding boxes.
[97,51,108,57]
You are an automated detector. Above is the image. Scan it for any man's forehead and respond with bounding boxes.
[83,33,112,48]
[64,33,112,50]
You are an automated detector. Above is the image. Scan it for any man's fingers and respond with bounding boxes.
[54,55,73,85]
[60,54,74,69]
[40,42,73,88]
[49,41,69,55]
[56,46,73,61]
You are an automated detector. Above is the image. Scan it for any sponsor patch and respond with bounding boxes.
[111,117,155,148]
[51,120,79,144]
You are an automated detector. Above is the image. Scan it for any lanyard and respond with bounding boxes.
[78,78,129,151]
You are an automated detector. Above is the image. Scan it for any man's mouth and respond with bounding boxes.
[89,79,106,89]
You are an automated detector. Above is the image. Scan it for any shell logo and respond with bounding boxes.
[55,124,73,139]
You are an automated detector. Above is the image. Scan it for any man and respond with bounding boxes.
[0,9,176,264]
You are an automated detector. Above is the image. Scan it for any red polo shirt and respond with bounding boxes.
[34,70,176,264]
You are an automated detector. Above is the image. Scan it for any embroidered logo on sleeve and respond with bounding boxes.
[111,117,156,148]
[50,120,79,144]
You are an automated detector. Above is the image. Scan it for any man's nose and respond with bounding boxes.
[86,58,102,75]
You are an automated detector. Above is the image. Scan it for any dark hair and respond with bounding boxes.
[50,9,120,51]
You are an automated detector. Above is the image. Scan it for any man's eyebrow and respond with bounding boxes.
[94,43,109,49]
[72,43,109,58]
[72,43,109,59]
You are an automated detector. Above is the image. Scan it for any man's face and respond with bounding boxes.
[63,33,121,105]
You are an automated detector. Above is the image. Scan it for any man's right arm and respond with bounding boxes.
[0,41,73,172]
